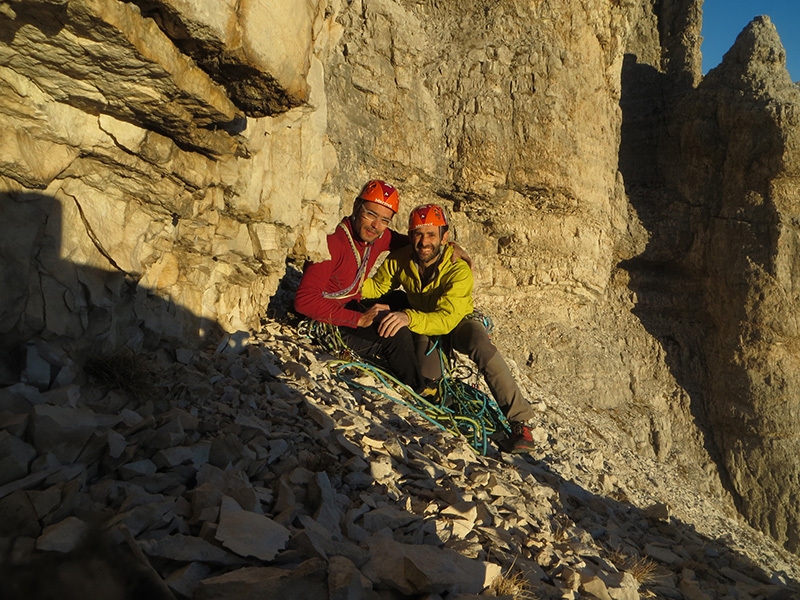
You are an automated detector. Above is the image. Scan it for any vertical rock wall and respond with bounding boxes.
[2,0,800,553]
[667,18,800,551]
[322,0,722,505]
[0,0,341,369]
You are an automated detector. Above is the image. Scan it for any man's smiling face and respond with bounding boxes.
[411,224,449,266]
[353,201,394,244]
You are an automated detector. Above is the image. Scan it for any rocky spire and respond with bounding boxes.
[704,15,795,93]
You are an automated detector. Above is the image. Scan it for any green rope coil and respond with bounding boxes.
[299,318,510,455]
[327,355,510,456]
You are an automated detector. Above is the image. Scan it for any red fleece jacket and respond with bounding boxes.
[294,218,407,328]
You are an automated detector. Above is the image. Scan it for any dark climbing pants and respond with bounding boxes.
[415,318,537,423]
[340,322,423,391]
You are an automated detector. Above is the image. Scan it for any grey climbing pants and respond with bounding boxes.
[415,318,538,423]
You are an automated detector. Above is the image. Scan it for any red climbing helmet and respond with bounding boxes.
[408,203,448,231]
[357,179,400,214]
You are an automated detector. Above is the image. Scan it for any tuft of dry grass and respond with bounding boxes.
[608,549,663,585]
[84,349,159,402]
[626,556,661,584]
[550,513,573,541]
[489,568,539,599]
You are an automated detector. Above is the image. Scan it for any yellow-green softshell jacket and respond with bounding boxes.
[361,244,473,336]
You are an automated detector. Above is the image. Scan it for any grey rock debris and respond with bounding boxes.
[0,321,799,599]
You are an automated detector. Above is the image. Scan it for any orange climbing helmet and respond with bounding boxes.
[357,179,400,214]
[408,203,449,231]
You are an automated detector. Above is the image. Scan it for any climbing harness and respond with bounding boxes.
[299,318,510,455]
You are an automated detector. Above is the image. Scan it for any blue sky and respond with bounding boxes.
[701,0,799,81]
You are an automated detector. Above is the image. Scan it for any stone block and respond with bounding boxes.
[153,443,211,469]
[118,459,158,480]
[107,498,176,537]
[0,429,36,486]
[194,559,328,600]
[328,554,370,600]
[27,485,62,520]
[361,535,491,596]
[20,343,52,391]
[0,490,41,537]
[215,495,290,560]
[165,561,212,598]
[140,533,242,565]
[32,404,99,463]
[361,506,422,534]
[35,516,90,553]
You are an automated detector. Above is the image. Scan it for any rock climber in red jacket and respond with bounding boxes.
[294,179,424,390]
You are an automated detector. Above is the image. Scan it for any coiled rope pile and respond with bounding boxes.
[298,319,510,455]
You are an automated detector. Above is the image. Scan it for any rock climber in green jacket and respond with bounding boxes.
[361,203,538,453]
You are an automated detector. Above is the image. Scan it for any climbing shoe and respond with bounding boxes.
[509,421,536,454]
[419,384,441,404]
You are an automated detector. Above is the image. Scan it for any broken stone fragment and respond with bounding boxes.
[328,554,371,600]
[152,443,211,469]
[441,500,478,525]
[140,533,242,565]
[361,534,495,595]
[215,495,290,560]
[35,516,90,553]
[368,453,393,481]
[194,558,328,600]
[209,432,251,468]
[192,463,261,515]
[118,458,158,480]
[644,501,672,521]
[107,497,177,537]
[32,404,101,463]
[27,484,62,520]
[308,471,344,535]
[361,506,422,533]
[20,343,53,391]
[645,542,683,565]
[289,515,370,567]
[0,411,29,439]
[0,490,41,537]
[106,430,127,459]
[0,430,36,486]
[164,561,211,598]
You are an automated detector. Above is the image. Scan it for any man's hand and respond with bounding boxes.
[377,311,410,337]
[357,303,390,328]
[449,242,472,268]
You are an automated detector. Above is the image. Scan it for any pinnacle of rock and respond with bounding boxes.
[704,15,794,92]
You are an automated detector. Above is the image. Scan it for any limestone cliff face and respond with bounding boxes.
[1,0,799,552]
[666,18,800,551]
[0,0,340,357]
